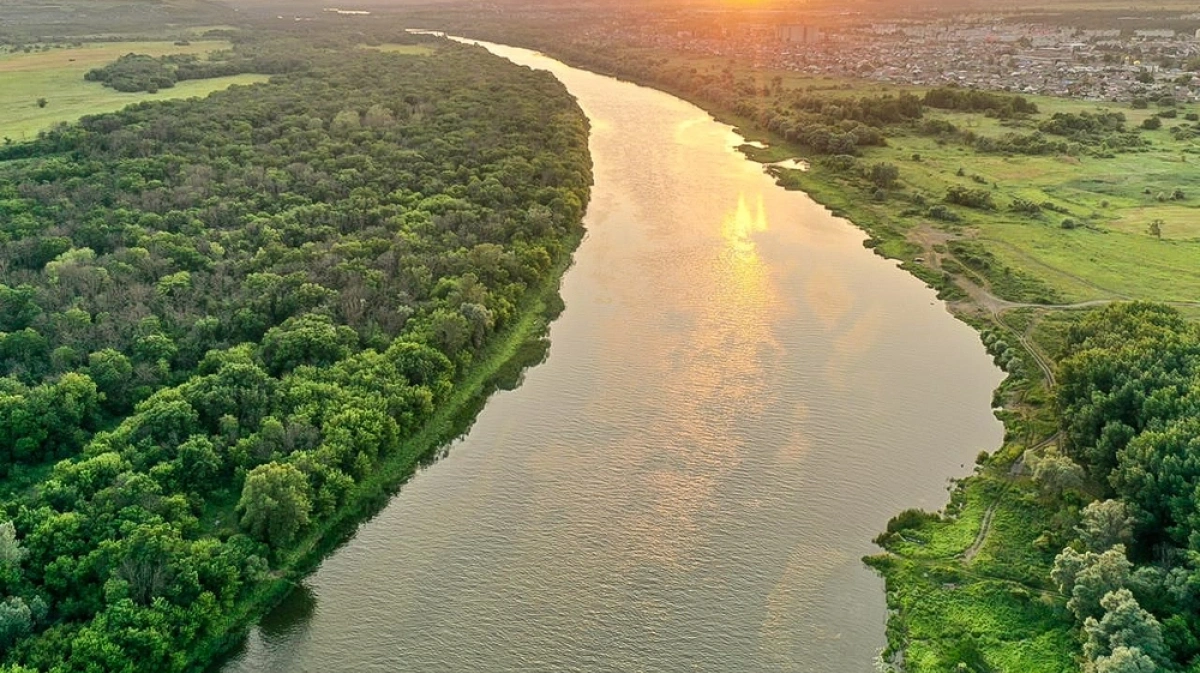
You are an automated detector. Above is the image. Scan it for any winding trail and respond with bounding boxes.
[940,240,1086,565]
[960,431,1058,564]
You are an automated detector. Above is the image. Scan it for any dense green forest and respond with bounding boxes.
[1044,303,1200,672]
[0,33,591,671]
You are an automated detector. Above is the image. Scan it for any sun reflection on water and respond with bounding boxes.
[722,191,769,262]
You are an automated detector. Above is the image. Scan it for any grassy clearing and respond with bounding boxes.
[0,41,268,140]
[845,102,1200,302]
[369,44,436,56]
[868,453,1077,673]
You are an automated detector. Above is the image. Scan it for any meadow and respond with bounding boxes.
[0,40,268,140]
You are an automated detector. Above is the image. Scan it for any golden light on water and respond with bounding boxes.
[609,189,784,571]
[722,191,769,261]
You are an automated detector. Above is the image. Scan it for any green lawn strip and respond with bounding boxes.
[188,231,581,670]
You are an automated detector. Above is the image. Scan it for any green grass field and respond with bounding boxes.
[369,44,437,56]
[0,41,269,140]
[869,116,1200,302]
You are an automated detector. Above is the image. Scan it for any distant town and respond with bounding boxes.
[566,10,1200,103]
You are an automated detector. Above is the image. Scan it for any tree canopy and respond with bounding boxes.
[0,32,591,671]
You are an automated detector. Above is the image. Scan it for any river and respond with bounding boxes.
[220,40,1005,673]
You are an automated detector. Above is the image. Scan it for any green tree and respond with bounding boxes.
[1093,646,1159,673]
[260,313,350,376]
[1031,448,1086,500]
[0,597,32,651]
[1079,500,1135,553]
[1084,589,1166,667]
[0,522,25,567]
[1053,545,1133,621]
[87,349,134,413]
[238,462,312,547]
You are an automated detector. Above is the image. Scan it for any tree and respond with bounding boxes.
[0,522,25,567]
[260,313,350,376]
[1148,219,1163,240]
[87,349,134,413]
[1032,449,1086,500]
[238,462,312,547]
[0,597,32,651]
[1084,589,1166,666]
[1054,545,1133,621]
[1078,500,1135,553]
[1092,646,1158,673]
[427,308,471,357]
[363,103,395,128]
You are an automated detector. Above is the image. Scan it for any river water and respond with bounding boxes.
[221,40,1004,673]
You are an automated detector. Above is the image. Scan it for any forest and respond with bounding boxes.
[1045,303,1200,672]
[0,32,591,671]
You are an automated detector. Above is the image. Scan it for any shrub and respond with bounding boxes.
[945,185,996,210]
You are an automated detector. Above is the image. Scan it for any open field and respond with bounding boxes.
[369,44,437,56]
[0,0,235,38]
[0,40,268,140]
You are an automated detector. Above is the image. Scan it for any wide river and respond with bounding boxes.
[221,40,1004,673]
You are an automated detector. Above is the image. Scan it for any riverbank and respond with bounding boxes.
[197,228,584,671]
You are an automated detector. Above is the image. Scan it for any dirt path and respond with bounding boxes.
[961,501,999,563]
[961,432,1057,563]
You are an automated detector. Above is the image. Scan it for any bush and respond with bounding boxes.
[927,204,963,222]
[945,185,996,210]
[868,162,900,189]
[1010,198,1043,215]
[887,508,941,535]
[1143,117,1163,131]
